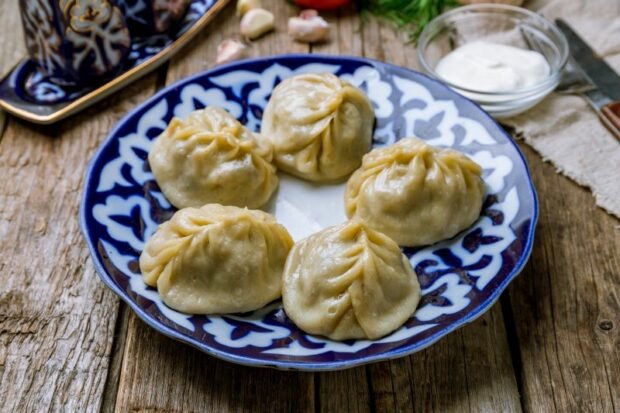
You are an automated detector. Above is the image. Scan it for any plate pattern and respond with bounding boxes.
[81,55,538,370]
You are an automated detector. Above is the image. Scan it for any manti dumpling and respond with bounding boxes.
[282,220,421,340]
[345,137,485,247]
[261,73,374,182]
[149,107,278,209]
[139,204,293,314]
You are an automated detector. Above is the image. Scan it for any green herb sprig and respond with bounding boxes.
[357,0,458,41]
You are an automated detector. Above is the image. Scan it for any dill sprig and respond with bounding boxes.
[357,0,458,41]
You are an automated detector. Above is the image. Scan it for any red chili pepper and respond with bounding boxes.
[293,0,351,11]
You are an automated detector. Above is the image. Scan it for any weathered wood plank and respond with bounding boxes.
[509,143,620,413]
[0,1,25,77]
[363,283,521,412]
[0,0,26,140]
[113,2,315,412]
[101,304,131,413]
[319,368,370,413]
[115,311,315,413]
[311,5,363,56]
[0,111,5,141]
[0,70,159,412]
[461,305,523,412]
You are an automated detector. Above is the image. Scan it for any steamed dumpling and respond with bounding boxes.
[261,73,374,182]
[282,220,421,340]
[149,107,278,209]
[139,204,293,314]
[345,137,485,247]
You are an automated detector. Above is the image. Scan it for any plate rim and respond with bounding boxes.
[0,0,230,125]
[79,53,539,371]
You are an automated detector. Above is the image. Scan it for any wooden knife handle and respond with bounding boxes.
[600,101,620,141]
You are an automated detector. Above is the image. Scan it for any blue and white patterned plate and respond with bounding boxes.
[0,0,228,124]
[80,54,538,371]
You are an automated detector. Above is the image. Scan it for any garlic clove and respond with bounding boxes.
[288,10,330,43]
[299,9,318,19]
[240,8,275,40]
[216,39,247,64]
[236,0,261,17]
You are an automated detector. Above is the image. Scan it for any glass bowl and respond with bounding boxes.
[417,4,568,119]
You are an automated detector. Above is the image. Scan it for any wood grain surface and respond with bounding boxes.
[509,143,620,413]
[0,2,25,77]
[0,1,618,412]
[0,1,25,137]
[0,73,159,412]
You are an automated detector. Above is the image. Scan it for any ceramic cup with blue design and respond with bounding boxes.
[116,0,192,35]
[19,0,132,85]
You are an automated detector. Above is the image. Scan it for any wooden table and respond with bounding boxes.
[1,1,619,412]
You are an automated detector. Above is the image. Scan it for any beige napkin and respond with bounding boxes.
[503,0,620,218]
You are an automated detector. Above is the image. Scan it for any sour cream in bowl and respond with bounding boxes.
[417,4,568,118]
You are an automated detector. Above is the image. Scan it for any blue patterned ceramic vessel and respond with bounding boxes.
[19,0,131,84]
[117,0,192,35]
[0,0,223,124]
[80,54,538,371]
[16,0,213,101]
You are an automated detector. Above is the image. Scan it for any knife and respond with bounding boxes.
[556,19,620,140]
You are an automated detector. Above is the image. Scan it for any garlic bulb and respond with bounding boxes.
[288,10,331,43]
[216,39,247,64]
[236,0,261,16]
[240,8,275,40]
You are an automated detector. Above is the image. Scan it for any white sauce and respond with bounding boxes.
[435,41,550,93]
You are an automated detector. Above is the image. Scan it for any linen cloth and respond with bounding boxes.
[504,0,620,218]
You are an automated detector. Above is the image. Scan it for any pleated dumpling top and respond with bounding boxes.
[140,204,293,314]
[282,219,421,340]
[149,107,278,209]
[345,137,485,247]
[261,73,374,182]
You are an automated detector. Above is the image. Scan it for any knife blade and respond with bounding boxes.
[555,19,620,140]
[564,53,613,111]
[556,19,620,101]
